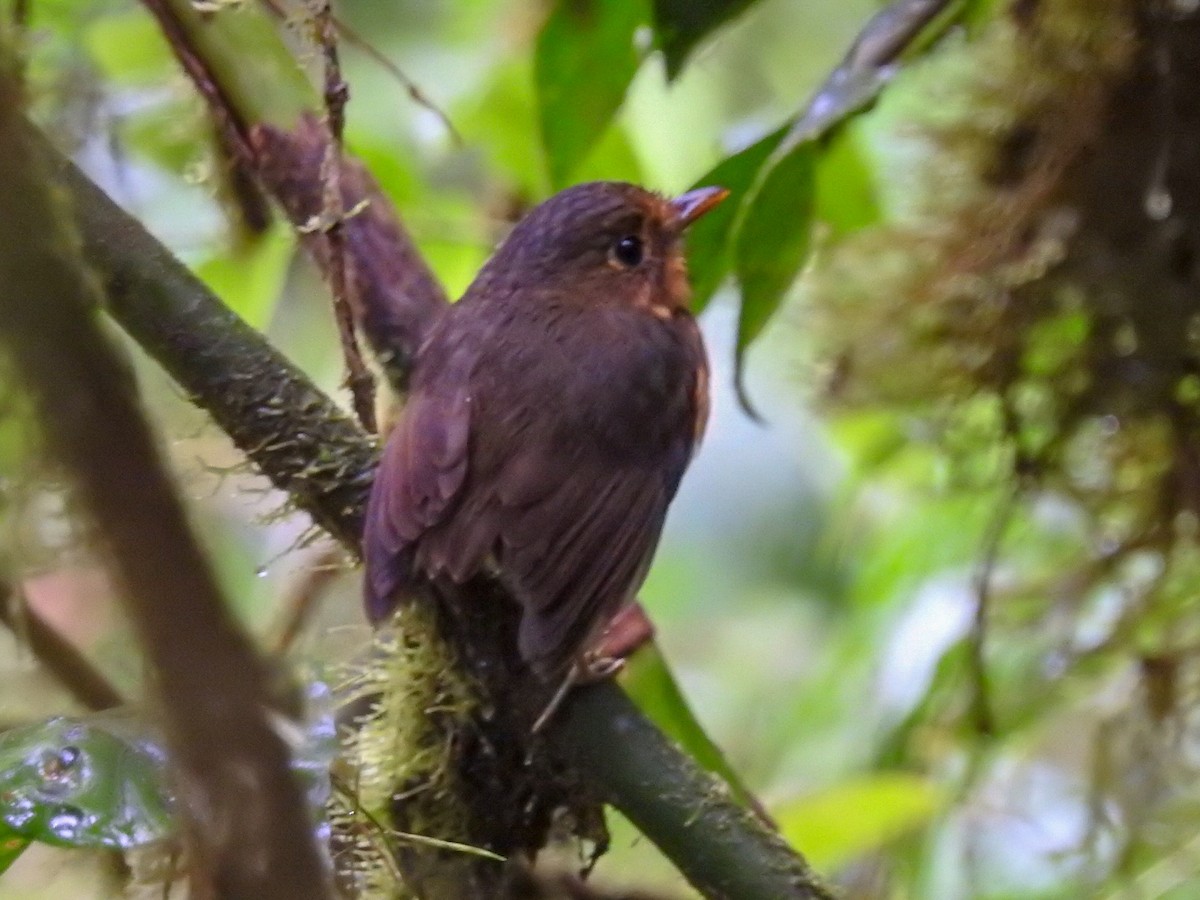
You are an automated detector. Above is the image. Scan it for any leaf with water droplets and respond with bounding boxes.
[0,717,173,850]
[0,692,338,856]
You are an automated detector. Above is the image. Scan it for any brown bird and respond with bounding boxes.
[363,181,727,698]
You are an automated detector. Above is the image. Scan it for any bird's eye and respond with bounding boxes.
[611,235,644,268]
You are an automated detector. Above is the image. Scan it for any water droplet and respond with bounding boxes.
[1187,314,1200,347]
[1114,322,1139,356]
[255,566,269,579]
[632,24,654,53]
[1146,185,1173,221]
[2,796,36,831]
[37,746,85,796]
[47,806,86,842]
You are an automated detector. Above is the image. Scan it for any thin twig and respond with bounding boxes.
[310,0,376,433]
[270,543,345,656]
[138,0,256,165]
[257,0,462,144]
[0,580,124,712]
[967,487,1020,737]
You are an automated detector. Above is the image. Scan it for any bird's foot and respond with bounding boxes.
[577,651,625,682]
[530,653,625,733]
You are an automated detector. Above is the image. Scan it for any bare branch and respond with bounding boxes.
[309,0,376,432]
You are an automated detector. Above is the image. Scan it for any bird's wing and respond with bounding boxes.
[491,437,692,677]
[362,386,471,621]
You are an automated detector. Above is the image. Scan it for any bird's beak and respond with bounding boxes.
[672,186,730,229]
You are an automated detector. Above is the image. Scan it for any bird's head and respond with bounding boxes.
[468,181,728,315]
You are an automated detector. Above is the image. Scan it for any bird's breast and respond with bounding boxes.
[479,302,702,463]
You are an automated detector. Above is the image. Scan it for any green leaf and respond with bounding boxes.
[195,227,295,330]
[651,0,759,80]
[814,126,882,238]
[571,122,645,187]
[774,772,942,871]
[83,9,174,86]
[621,644,758,810]
[732,141,816,396]
[457,60,548,197]
[0,717,173,850]
[0,703,338,854]
[684,126,786,315]
[0,827,30,876]
[534,0,649,188]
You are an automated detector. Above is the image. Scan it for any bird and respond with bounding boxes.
[362,180,727,709]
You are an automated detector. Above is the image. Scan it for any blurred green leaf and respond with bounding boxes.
[571,122,645,187]
[651,0,759,80]
[195,228,295,330]
[814,126,882,237]
[458,61,547,197]
[685,126,785,315]
[121,103,208,179]
[732,141,816,381]
[1021,309,1090,378]
[774,772,941,871]
[0,717,173,850]
[534,0,648,188]
[622,644,758,809]
[83,9,174,85]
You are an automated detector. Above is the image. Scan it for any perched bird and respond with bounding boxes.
[363,181,727,693]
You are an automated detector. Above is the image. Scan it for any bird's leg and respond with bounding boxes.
[590,601,655,662]
[530,651,626,734]
[530,602,653,733]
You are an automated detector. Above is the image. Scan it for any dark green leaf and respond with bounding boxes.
[534,0,649,189]
[732,141,816,401]
[651,0,759,80]
[685,126,786,315]
[622,644,759,810]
